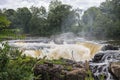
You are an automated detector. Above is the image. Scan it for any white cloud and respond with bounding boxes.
[0,0,106,10]
[61,0,106,10]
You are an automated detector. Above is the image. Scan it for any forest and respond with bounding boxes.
[0,0,120,39]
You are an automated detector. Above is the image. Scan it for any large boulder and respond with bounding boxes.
[92,51,120,63]
[33,59,87,80]
[92,52,105,63]
[109,62,120,80]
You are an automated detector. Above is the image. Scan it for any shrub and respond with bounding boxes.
[0,42,37,80]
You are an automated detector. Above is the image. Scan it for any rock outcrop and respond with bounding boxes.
[101,44,119,51]
[33,59,87,80]
[33,45,120,80]
[109,62,120,80]
[90,51,120,80]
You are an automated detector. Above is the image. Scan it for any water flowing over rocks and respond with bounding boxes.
[8,38,120,80]
[90,50,120,80]
[8,39,102,61]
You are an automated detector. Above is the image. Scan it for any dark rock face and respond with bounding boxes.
[65,68,86,80]
[33,44,120,80]
[92,51,120,63]
[92,52,105,63]
[90,51,120,80]
[101,45,119,51]
[109,62,120,80]
[92,44,119,63]
[33,59,87,80]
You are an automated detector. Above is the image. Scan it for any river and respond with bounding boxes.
[8,36,103,61]
[7,33,120,80]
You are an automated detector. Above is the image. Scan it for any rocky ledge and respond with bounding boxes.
[109,62,120,80]
[33,58,90,80]
[33,44,120,80]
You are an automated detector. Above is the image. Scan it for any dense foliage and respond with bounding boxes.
[0,13,24,40]
[0,13,11,39]
[0,0,82,37]
[0,42,37,80]
[0,44,96,80]
[82,0,120,39]
[0,0,120,39]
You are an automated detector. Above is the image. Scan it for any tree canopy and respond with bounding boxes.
[0,0,120,39]
[81,0,120,39]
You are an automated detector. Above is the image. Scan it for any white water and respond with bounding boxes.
[8,38,102,61]
[7,36,120,80]
[90,50,120,80]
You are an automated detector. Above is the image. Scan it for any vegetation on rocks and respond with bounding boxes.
[0,43,96,80]
[33,58,98,80]
[0,42,37,80]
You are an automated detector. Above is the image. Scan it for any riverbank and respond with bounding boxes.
[33,45,120,80]
[1,41,120,80]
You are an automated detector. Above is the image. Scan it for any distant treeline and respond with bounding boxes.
[0,0,120,39]
[0,0,82,37]
[82,0,120,39]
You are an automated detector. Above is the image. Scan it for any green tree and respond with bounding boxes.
[0,14,11,39]
[82,7,102,37]
[47,0,73,34]
[81,0,120,39]
[29,6,49,36]
[112,0,120,20]
[0,42,37,80]
[16,7,32,33]
[49,0,62,10]
[99,0,120,38]
[4,9,18,29]
[0,14,10,28]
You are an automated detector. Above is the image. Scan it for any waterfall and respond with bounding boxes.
[8,39,102,61]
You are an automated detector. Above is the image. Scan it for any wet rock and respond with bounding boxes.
[109,62,120,80]
[33,59,87,80]
[101,44,119,51]
[92,51,120,63]
[90,51,120,80]
[66,68,86,80]
[53,39,64,44]
[92,52,105,63]
[34,63,63,80]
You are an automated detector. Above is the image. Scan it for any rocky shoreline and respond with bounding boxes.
[33,58,90,80]
[33,45,120,80]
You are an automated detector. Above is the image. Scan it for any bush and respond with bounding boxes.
[0,42,37,80]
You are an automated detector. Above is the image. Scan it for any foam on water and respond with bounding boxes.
[9,39,102,61]
[90,51,120,80]
[7,37,120,80]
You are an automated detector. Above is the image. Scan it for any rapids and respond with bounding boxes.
[8,38,102,61]
[90,51,120,80]
[7,36,120,80]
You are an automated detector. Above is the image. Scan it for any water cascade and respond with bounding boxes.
[8,39,102,62]
[8,36,120,80]
[90,51,120,80]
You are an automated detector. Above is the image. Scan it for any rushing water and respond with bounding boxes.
[7,34,120,80]
[8,38,102,61]
[90,50,120,80]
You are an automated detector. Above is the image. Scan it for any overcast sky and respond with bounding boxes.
[0,0,106,10]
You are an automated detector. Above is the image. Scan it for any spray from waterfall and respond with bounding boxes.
[8,36,103,61]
